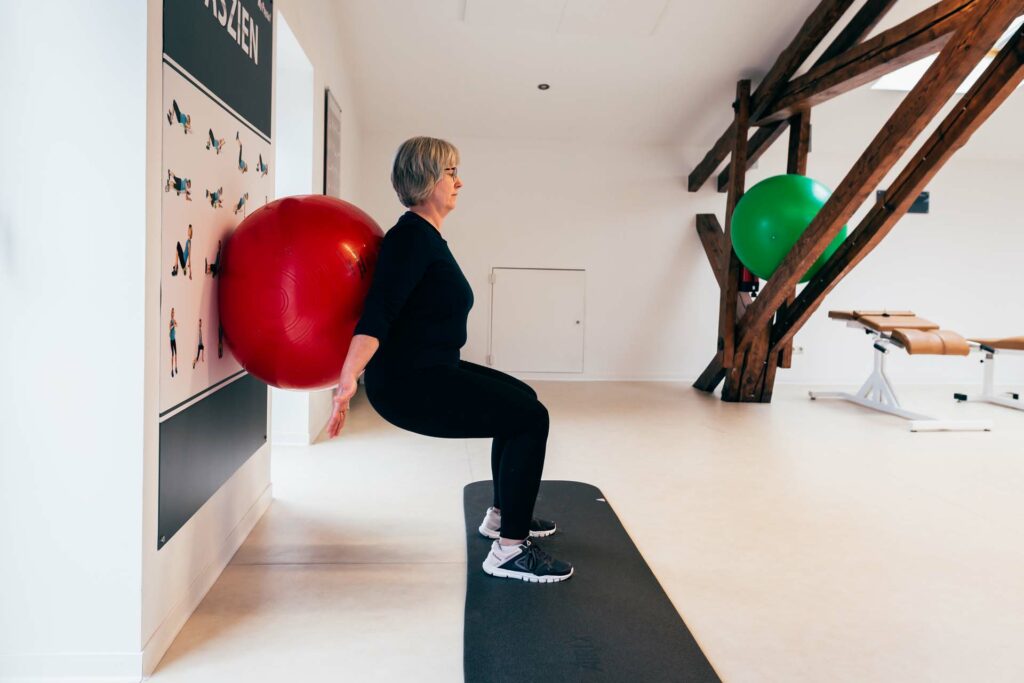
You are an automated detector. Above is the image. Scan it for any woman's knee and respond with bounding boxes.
[497,397,548,437]
[524,400,549,432]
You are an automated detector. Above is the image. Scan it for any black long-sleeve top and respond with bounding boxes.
[354,211,474,372]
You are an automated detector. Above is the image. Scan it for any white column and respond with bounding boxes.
[0,2,147,679]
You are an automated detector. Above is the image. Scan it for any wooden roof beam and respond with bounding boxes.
[715,0,900,192]
[754,0,977,125]
[695,214,728,288]
[694,213,752,381]
[816,0,904,64]
[687,0,856,192]
[715,124,789,193]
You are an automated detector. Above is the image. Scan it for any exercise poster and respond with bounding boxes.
[159,0,274,549]
[161,0,275,414]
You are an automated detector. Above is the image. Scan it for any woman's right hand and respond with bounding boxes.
[326,372,359,439]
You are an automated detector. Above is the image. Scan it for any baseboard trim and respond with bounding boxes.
[512,373,697,383]
[270,431,311,446]
[140,484,273,677]
[0,652,142,683]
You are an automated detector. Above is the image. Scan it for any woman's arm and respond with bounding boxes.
[339,334,379,385]
[326,334,380,438]
[326,224,430,438]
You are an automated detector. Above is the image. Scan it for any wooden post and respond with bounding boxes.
[786,111,811,176]
[777,110,811,369]
[717,80,751,371]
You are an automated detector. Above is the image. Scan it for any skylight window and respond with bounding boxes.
[871,16,1023,93]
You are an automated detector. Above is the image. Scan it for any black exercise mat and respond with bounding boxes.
[463,480,720,683]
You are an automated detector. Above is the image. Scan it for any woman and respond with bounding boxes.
[236,132,248,173]
[192,318,205,369]
[173,224,193,279]
[326,137,572,583]
[165,170,192,201]
[166,99,191,134]
[206,239,222,277]
[169,308,178,377]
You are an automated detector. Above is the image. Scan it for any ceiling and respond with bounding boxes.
[331,0,1022,154]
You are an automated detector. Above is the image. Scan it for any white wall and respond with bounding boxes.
[270,12,318,446]
[140,0,368,676]
[357,87,1024,388]
[275,0,367,443]
[275,0,363,204]
[274,12,316,201]
[139,0,272,676]
[0,2,147,681]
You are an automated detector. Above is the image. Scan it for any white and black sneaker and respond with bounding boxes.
[482,539,573,583]
[478,507,557,540]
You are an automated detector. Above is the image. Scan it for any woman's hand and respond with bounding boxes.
[324,335,380,439]
[326,372,359,438]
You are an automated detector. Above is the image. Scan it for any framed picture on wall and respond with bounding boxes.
[323,88,342,197]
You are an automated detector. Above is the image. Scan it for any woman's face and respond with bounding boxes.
[423,165,462,214]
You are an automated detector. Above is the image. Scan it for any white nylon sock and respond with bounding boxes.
[492,540,523,559]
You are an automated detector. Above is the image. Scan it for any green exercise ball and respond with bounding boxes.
[730,174,847,283]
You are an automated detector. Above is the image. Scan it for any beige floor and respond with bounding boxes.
[151,381,1024,682]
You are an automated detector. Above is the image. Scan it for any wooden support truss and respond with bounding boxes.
[771,21,1024,357]
[689,0,1023,401]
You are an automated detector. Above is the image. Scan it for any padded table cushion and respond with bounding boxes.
[968,336,1024,351]
[857,314,939,332]
[829,310,916,321]
[891,328,970,355]
[828,310,968,355]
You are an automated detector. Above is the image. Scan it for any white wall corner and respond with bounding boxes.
[141,484,273,677]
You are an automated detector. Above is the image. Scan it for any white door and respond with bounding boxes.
[489,268,585,373]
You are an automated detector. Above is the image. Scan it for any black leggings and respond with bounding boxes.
[365,360,548,540]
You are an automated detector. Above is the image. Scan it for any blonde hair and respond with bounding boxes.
[391,136,460,207]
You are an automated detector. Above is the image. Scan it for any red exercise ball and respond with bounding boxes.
[218,195,384,390]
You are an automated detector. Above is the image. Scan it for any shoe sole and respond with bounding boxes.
[478,525,556,540]
[482,563,573,583]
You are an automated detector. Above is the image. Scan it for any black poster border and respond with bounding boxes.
[159,0,274,551]
[162,0,274,138]
[323,88,343,196]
